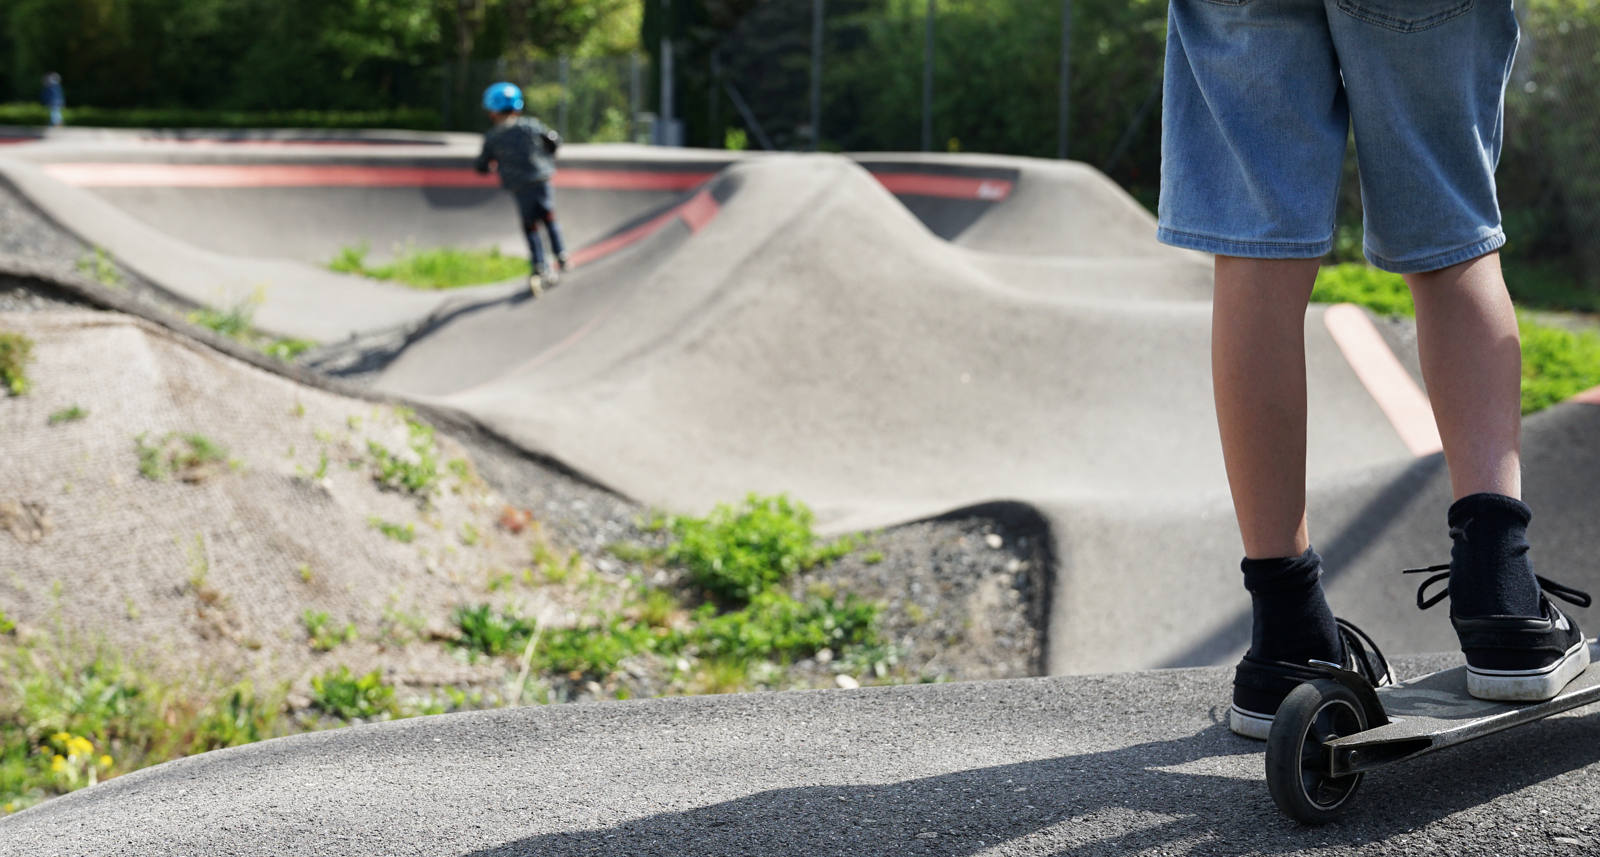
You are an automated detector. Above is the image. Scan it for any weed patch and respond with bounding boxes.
[308,667,395,721]
[47,405,87,426]
[330,243,529,290]
[1519,315,1600,414]
[0,331,34,396]
[301,611,358,653]
[75,248,122,289]
[452,604,537,658]
[135,433,231,482]
[369,518,416,544]
[368,410,441,498]
[663,494,858,604]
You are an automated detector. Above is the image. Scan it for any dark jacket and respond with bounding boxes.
[475,117,556,188]
[40,81,64,108]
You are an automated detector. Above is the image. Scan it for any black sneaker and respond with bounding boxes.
[1229,618,1394,740]
[1407,564,1591,702]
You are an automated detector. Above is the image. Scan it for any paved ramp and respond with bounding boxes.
[6,135,1597,676]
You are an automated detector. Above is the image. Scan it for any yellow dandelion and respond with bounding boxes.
[98,755,113,769]
[49,754,66,773]
[3,802,15,813]
[67,736,93,758]
[49,731,71,745]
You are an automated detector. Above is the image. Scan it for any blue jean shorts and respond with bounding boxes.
[1157,0,1519,273]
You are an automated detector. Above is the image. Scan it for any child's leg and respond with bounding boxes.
[1212,257,1320,561]
[1214,256,1341,665]
[535,184,567,266]
[1407,252,1540,618]
[512,185,548,272]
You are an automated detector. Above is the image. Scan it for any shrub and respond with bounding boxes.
[452,605,537,658]
[308,668,395,721]
[690,589,882,662]
[1311,264,1414,317]
[1519,316,1600,414]
[665,494,856,604]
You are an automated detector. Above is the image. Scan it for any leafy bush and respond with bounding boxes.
[690,589,882,662]
[1311,264,1414,317]
[308,668,395,721]
[536,620,663,680]
[665,494,856,604]
[0,331,34,396]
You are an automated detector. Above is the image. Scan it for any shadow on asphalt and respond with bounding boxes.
[463,714,1600,855]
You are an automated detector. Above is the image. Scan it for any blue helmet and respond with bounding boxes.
[482,82,524,113]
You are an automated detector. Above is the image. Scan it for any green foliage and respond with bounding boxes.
[308,667,395,721]
[264,338,314,363]
[301,610,358,653]
[1519,316,1600,415]
[368,518,416,544]
[329,244,530,290]
[0,640,287,814]
[451,604,537,657]
[690,589,881,662]
[367,411,441,497]
[665,494,856,604]
[134,433,230,481]
[75,248,121,288]
[0,102,443,129]
[1311,264,1414,317]
[0,611,13,635]
[535,619,662,680]
[0,331,34,396]
[187,300,257,340]
[47,405,87,426]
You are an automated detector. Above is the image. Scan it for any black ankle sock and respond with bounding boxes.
[1447,493,1541,618]
[1242,547,1341,664]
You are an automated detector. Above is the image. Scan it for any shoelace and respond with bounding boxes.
[1402,563,1593,612]
[1335,617,1395,687]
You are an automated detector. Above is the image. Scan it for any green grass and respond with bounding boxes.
[188,301,258,340]
[451,604,537,658]
[367,410,441,498]
[75,248,122,289]
[0,639,289,815]
[134,433,230,481]
[368,518,416,544]
[300,611,358,653]
[1311,263,1600,414]
[47,405,87,426]
[330,243,529,290]
[0,331,34,396]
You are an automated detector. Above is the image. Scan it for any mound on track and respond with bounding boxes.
[0,309,575,696]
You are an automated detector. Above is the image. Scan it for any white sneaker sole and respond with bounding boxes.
[1467,638,1591,702]
[1228,704,1274,741]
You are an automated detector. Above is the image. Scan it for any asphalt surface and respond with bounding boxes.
[3,129,1599,852]
[12,652,1600,856]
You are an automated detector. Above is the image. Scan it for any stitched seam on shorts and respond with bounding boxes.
[1336,0,1473,33]
[1158,227,1331,251]
[1366,231,1505,273]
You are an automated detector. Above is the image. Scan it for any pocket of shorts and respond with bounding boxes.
[1337,0,1473,32]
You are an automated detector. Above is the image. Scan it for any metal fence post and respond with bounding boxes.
[1057,0,1072,159]
[922,0,934,152]
[811,0,825,151]
[558,55,570,137]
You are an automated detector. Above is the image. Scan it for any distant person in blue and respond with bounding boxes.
[475,81,568,298]
[40,73,64,127]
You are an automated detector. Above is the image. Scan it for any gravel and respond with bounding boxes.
[0,178,1045,687]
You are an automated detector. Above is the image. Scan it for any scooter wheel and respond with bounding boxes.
[1265,678,1367,825]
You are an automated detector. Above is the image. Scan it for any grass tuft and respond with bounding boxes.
[330,243,530,290]
[0,331,34,396]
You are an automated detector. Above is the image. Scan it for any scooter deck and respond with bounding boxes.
[1324,641,1600,776]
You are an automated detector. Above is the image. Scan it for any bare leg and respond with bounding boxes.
[1212,256,1321,559]
[1404,252,1522,501]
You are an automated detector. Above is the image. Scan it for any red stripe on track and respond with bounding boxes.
[568,189,720,269]
[42,161,1011,200]
[1576,385,1600,406]
[873,173,1014,201]
[1323,303,1443,457]
[43,163,714,191]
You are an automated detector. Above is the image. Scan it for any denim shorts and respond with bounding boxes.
[1157,0,1520,273]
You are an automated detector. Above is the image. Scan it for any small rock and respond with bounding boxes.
[815,648,834,665]
[915,832,939,840]
[835,674,860,689]
[984,533,1003,549]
